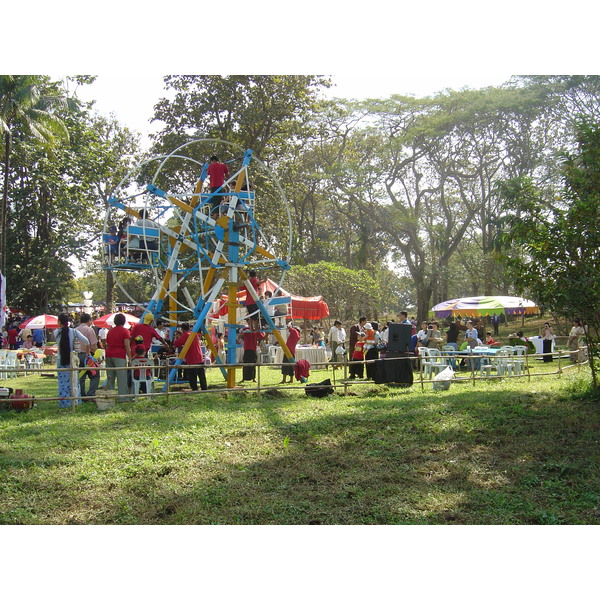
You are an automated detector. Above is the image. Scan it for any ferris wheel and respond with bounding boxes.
[103,139,295,387]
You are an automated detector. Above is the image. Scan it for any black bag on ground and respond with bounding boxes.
[305,378,334,398]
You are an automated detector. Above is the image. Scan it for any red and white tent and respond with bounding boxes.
[93,312,139,329]
[209,278,329,321]
[19,314,60,330]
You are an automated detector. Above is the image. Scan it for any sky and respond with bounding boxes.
[69,72,516,150]
[9,0,596,153]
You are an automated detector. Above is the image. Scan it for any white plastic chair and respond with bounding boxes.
[417,346,433,378]
[426,348,448,378]
[131,358,154,398]
[4,352,18,379]
[441,344,457,369]
[30,355,44,371]
[511,346,527,374]
[494,350,514,376]
[21,353,33,374]
[0,349,7,379]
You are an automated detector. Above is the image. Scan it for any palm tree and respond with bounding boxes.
[0,75,69,274]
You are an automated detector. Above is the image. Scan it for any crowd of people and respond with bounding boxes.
[3,297,589,407]
[315,311,589,376]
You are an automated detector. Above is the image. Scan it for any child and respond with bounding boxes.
[349,332,366,380]
[23,335,34,349]
[132,346,152,393]
[132,335,147,357]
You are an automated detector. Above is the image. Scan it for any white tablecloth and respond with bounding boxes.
[529,336,555,355]
[272,346,328,366]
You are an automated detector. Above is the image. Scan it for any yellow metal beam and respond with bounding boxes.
[226,281,240,388]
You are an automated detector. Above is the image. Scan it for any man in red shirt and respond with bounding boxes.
[280,321,301,384]
[105,313,132,402]
[242,269,267,331]
[238,322,265,384]
[7,326,19,349]
[173,323,207,391]
[207,155,229,210]
[130,313,171,355]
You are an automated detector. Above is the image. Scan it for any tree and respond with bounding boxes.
[151,75,331,160]
[285,261,382,323]
[0,75,69,274]
[4,78,141,313]
[495,120,600,388]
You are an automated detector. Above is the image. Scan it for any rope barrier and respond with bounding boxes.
[0,347,591,408]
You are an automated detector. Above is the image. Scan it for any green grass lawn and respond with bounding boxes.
[1,359,598,525]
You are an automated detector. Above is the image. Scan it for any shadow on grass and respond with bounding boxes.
[1,381,599,525]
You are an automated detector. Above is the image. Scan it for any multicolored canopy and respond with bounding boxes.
[429,296,538,318]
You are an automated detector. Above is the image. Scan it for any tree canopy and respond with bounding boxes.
[495,120,600,387]
[2,74,600,330]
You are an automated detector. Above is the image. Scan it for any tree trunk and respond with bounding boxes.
[1,133,10,275]
[105,268,116,313]
[416,285,432,324]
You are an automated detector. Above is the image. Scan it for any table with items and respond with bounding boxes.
[272,345,328,367]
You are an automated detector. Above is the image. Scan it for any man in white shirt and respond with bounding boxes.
[328,320,346,367]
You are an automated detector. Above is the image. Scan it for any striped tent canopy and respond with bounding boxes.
[19,314,60,329]
[429,296,538,318]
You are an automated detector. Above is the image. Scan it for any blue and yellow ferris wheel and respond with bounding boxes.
[103,139,295,387]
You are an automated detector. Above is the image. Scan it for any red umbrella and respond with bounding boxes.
[93,312,139,329]
[19,314,60,329]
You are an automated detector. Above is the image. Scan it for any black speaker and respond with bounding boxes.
[387,323,412,352]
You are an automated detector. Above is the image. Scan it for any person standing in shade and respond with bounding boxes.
[207,155,230,211]
[349,331,366,380]
[32,326,45,348]
[445,319,461,351]
[363,322,381,380]
[105,312,132,402]
[568,318,585,363]
[464,320,481,371]
[173,323,207,391]
[55,313,89,408]
[7,325,19,350]
[328,320,346,369]
[280,321,301,384]
[491,313,500,337]
[540,322,555,363]
[238,322,265,384]
[349,316,367,357]
[464,320,479,347]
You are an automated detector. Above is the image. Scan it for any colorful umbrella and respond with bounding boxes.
[93,312,139,329]
[429,296,538,318]
[19,314,60,329]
